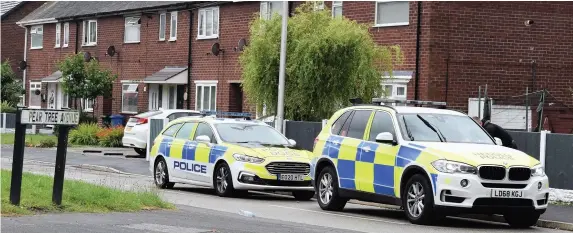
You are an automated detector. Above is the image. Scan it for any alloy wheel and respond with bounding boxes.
[407,182,425,218]
[319,173,333,204]
[216,166,229,193]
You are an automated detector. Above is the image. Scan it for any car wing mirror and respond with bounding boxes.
[196,135,211,144]
[494,137,503,146]
[288,139,296,147]
[376,132,397,145]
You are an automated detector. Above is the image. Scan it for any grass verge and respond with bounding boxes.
[1,169,174,216]
[1,133,58,146]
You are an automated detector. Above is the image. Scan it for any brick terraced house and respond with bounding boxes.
[16,1,573,133]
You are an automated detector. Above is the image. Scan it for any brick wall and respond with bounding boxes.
[1,1,45,79]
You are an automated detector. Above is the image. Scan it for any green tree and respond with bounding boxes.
[58,52,116,114]
[239,3,402,121]
[1,60,25,106]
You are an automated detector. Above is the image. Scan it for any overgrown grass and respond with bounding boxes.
[0,133,57,146]
[1,169,174,216]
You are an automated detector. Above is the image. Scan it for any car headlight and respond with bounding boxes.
[531,164,545,177]
[232,153,264,164]
[431,160,477,174]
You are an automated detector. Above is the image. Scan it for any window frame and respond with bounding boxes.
[194,81,218,111]
[61,91,69,109]
[374,1,410,27]
[63,22,69,47]
[82,98,94,112]
[345,110,373,140]
[82,19,97,46]
[193,122,217,143]
[124,16,141,43]
[313,1,325,11]
[28,82,42,108]
[121,83,139,114]
[162,123,183,137]
[367,110,397,143]
[30,25,43,49]
[55,23,61,48]
[197,7,219,39]
[330,110,352,135]
[159,12,166,41]
[169,11,178,41]
[260,1,283,20]
[332,1,343,18]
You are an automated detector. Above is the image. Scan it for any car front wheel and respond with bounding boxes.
[403,174,441,225]
[154,158,174,189]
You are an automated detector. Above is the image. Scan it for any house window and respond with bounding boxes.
[198,7,219,39]
[63,22,69,47]
[159,13,166,41]
[332,1,343,18]
[195,81,217,111]
[55,23,61,47]
[122,83,139,113]
[382,84,407,100]
[62,92,69,108]
[375,1,410,27]
[29,82,42,107]
[82,98,94,112]
[313,1,325,10]
[124,16,141,43]
[260,1,283,20]
[30,25,43,49]
[170,11,178,41]
[82,20,97,46]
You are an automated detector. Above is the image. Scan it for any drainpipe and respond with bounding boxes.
[22,26,28,106]
[187,9,193,110]
[414,1,423,100]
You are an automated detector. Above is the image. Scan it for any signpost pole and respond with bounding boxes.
[52,125,71,205]
[10,108,26,205]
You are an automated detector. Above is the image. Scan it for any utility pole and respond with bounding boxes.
[276,0,288,134]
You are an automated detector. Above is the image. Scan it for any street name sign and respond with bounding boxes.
[20,109,80,125]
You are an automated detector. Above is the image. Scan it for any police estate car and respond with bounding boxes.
[310,99,548,228]
[149,116,315,200]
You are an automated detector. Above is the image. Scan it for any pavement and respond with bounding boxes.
[1,146,573,232]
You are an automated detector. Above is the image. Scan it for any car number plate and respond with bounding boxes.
[278,174,305,181]
[490,189,523,198]
[125,127,132,132]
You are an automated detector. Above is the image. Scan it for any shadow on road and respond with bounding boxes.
[172,186,300,202]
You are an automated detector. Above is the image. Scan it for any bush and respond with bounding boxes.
[69,123,100,145]
[97,126,124,147]
[80,112,97,124]
[0,101,16,113]
[37,138,56,148]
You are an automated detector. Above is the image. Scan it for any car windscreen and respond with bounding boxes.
[397,113,494,144]
[214,123,289,145]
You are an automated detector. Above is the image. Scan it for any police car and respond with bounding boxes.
[310,98,548,228]
[149,116,315,200]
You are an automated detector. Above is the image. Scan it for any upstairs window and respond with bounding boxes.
[260,1,283,20]
[55,23,61,47]
[83,20,97,46]
[124,16,141,43]
[375,1,410,27]
[30,25,43,49]
[198,7,219,39]
[63,22,69,47]
[170,11,178,41]
[159,13,166,41]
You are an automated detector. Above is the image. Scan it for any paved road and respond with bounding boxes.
[1,157,568,233]
[1,146,149,175]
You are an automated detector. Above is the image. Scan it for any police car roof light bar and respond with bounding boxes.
[371,98,447,109]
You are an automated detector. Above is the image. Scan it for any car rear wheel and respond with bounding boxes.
[292,191,315,201]
[317,166,347,211]
[154,158,174,189]
[504,211,540,228]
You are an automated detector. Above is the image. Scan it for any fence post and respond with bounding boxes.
[282,120,288,135]
[539,130,548,167]
[1,113,6,132]
[321,119,327,128]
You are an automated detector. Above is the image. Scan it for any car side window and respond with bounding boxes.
[346,110,372,139]
[368,111,395,142]
[174,122,195,140]
[162,123,182,137]
[332,111,352,135]
[194,123,216,143]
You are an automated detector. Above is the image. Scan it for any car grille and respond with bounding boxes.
[473,198,533,208]
[478,166,506,180]
[265,162,310,175]
[481,183,527,189]
[508,167,531,181]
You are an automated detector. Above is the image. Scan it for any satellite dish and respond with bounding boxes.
[18,60,27,70]
[83,52,92,62]
[237,38,247,51]
[211,43,222,56]
[107,46,116,57]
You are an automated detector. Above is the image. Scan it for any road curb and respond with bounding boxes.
[350,200,573,231]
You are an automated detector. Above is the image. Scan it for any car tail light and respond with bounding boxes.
[136,118,148,124]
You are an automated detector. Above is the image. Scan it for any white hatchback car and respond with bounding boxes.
[122,109,203,155]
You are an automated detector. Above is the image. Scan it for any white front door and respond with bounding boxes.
[148,84,178,111]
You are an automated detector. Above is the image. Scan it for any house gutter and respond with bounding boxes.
[187,7,193,110]
[16,18,57,26]
[414,1,423,100]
